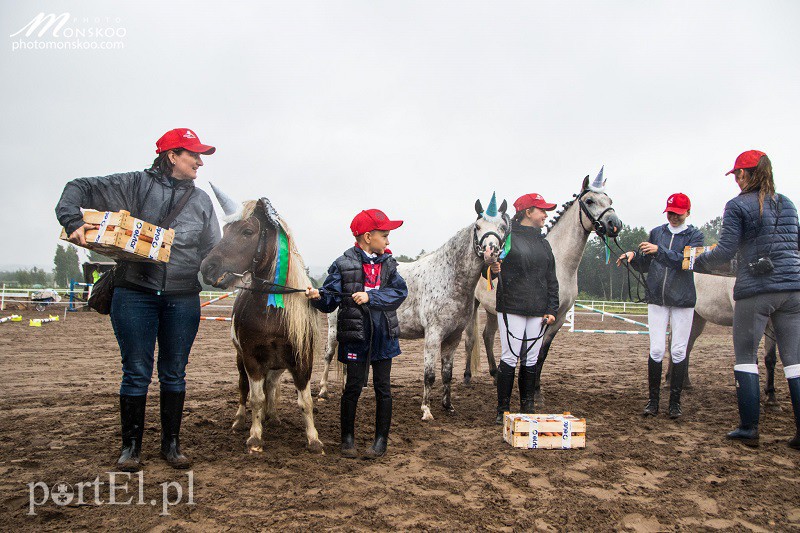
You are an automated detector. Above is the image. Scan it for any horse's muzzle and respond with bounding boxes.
[605,214,623,238]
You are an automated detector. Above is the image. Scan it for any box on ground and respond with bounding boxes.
[503,412,586,449]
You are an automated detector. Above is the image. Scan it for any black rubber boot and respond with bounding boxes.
[495,361,516,424]
[116,394,146,472]
[160,391,192,469]
[518,365,536,414]
[787,377,800,450]
[726,371,760,447]
[668,359,687,419]
[364,398,391,460]
[643,359,662,416]
[340,398,358,459]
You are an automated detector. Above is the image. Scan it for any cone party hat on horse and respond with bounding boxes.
[210,181,243,223]
[588,166,606,193]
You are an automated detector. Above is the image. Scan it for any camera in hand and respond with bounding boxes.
[748,256,774,276]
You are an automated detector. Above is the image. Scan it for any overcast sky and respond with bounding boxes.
[1,1,798,275]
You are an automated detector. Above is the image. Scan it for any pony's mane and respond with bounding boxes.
[546,198,576,232]
[241,199,320,368]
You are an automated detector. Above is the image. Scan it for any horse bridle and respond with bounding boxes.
[472,213,512,258]
[576,189,616,237]
[576,189,650,302]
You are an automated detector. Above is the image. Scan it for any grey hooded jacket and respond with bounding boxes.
[55,169,221,294]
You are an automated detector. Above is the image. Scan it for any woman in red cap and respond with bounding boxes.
[55,129,221,471]
[617,193,704,419]
[486,193,559,424]
[694,150,800,448]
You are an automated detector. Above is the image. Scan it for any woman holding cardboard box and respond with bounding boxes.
[55,128,221,471]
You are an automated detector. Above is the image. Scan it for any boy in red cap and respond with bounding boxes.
[306,209,408,459]
[616,193,704,419]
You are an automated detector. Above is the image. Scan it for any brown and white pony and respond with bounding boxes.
[200,193,323,454]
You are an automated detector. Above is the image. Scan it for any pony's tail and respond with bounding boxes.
[467,299,481,375]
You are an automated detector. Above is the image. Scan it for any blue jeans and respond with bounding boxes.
[110,288,201,396]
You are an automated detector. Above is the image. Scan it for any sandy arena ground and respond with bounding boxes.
[1,308,799,531]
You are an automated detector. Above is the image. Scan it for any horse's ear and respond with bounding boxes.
[256,197,279,227]
[581,175,590,190]
[474,200,483,216]
[499,200,507,214]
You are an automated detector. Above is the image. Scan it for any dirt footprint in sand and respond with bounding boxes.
[619,513,663,532]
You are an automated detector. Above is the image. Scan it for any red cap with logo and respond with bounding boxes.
[156,128,216,155]
[726,149,766,175]
[350,209,404,236]
[664,193,691,215]
[513,193,557,213]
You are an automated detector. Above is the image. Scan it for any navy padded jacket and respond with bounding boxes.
[631,224,704,308]
[695,191,800,301]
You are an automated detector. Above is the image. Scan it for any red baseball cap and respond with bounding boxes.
[513,193,557,213]
[350,209,404,236]
[664,192,691,215]
[155,128,216,155]
[725,149,766,175]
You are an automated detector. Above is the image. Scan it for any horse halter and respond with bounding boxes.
[472,213,512,258]
[576,189,616,236]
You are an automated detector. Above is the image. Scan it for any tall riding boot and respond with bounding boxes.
[495,361,516,424]
[726,371,760,447]
[643,359,662,416]
[116,394,146,472]
[668,359,687,419]
[340,398,358,459]
[518,365,537,414]
[160,391,192,469]
[364,398,391,459]
[787,377,800,450]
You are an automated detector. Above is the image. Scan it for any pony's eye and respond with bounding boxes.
[586,199,594,205]
[242,229,255,237]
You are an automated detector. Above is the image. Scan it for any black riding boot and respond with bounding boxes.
[495,361,516,424]
[643,359,662,416]
[726,371,760,447]
[364,398,391,459]
[160,391,192,469]
[668,359,687,419]
[787,377,800,450]
[116,394,146,472]
[518,365,536,414]
[340,398,358,459]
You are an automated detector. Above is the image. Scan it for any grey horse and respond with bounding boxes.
[665,273,781,410]
[467,170,623,404]
[318,196,510,421]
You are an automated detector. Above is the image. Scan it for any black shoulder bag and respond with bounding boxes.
[88,186,195,314]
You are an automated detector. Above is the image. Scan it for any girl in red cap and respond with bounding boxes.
[486,193,559,424]
[617,193,704,419]
[55,129,221,472]
[694,151,800,448]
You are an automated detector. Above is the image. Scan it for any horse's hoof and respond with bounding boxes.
[421,406,434,421]
[463,375,472,386]
[246,436,263,452]
[765,401,782,413]
[307,440,325,455]
[443,405,456,415]
[231,418,247,432]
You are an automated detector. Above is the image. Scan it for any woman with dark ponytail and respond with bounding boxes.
[695,150,800,448]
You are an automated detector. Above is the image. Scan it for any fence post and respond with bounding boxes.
[1,283,4,311]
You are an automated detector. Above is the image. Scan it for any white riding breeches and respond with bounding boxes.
[648,304,694,364]
[498,312,546,368]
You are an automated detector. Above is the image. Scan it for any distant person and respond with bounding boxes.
[306,209,408,459]
[694,150,800,448]
[55,129,222,471]
[484,193,559,424]
[617,193,704,419]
